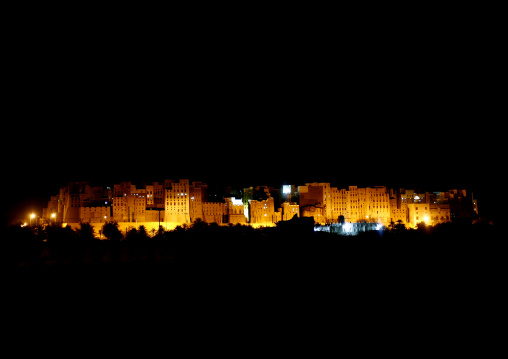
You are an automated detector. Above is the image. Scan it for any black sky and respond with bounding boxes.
[2,6,501,225]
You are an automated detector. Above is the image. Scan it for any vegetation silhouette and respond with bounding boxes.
[1,218,501,291]
[102,221,122,241]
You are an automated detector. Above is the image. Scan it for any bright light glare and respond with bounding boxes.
[30,213,35,219]
[282,185,291,194]
[231,198,243,206]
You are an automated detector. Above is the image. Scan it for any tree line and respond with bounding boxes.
[1,218,500,272]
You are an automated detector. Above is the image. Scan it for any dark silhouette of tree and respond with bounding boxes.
[102,221,122,263]
[45,223,76,265]
[416,222,430,232]
[4,224,40,267]
[138,225,149,240]
[102,221,123,241]
[76,222,96,241]
[190,218,208,232]
[395,220,405,232]
[125,227,141,261]
[174,224,187,233]
[73,222,96,263]
[125,227,139,241]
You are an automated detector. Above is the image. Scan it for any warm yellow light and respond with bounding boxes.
[30,213,36,219]
[424,216,429,223]
[51,213,56,218]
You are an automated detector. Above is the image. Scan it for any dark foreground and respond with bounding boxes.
[2,221,503,353]
[3,221,502,294]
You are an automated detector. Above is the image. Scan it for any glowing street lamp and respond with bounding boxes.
[51,213,56,223]
[30,213,36,226]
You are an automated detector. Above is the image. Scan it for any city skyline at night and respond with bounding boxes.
[2,5,503,348]
[31,178,479,233]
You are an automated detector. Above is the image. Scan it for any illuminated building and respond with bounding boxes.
[406,197,451,228]
[189,181,207,222]
[163,179,226,225]
[59,185,82,223]
[401,189,416,204]
[131,189,147,222]
[41,178,476,229]
[434,189,476,222]
[242,187,254,222]
[364,186,391,225]
[330,187,348,223]
[243,186,277,224]
[389,195,408,225]
[80,206,111,223]
[298,183,327,224]
[145,207,165,222]
[249,197,276,224]
[225,197,247,224]
[165,179,190,224]
[113,196,128,221]
[146,182,164,208]
[42,195,60,222]
[430,204,451,225]
[407,203,432,227]
[282,202,299,221]
[203,202,224,224]
[301,184,391,226]
[282,185,298,202]
[112,182,147,222]
[57,182,110,223]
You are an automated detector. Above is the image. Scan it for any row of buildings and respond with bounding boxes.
[42,180,478,229]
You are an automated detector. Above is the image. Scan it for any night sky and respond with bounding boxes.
[2,6,500,226]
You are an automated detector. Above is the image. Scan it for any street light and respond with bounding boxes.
[30,213,36,226]
[51,213,56,223]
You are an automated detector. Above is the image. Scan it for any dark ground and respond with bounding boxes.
[2,221,502,355]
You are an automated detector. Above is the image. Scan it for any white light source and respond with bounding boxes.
[231,198,243,206]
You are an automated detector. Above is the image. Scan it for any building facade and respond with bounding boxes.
[165,179,191,224]
[282,202,300,221]
[42,179,474,229]
[225,197,247,224]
